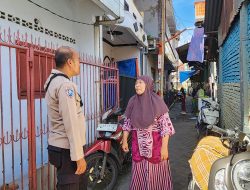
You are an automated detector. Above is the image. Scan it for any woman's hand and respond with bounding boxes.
[161,147,169,161]
[161,135,170,161]
[122,141,129,153]
[122,131,129,153]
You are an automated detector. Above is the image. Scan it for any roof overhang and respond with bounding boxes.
[92,0,123,19]
[103,11,148,47]
[165,55,176,72]
[204,0,223,34]
[204,0,222,60]
[176,43,190,63]
[204,0,244,45]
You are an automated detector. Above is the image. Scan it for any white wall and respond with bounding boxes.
[133,0,159,38]
[103,42,113,58]
[113,46,140,63]
[126,0,144,25]
[0,0,104,54]
[144,55,159,90]
[92,0,124,18]
[103,42,141,66]
[0,0,105,187]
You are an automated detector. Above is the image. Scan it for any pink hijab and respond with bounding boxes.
[125,75,169,129]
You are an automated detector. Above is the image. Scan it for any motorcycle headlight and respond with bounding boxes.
[232,160,250,190]
[214,169,228,190]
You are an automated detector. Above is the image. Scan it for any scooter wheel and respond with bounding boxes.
[188,174,200,190]
[86,152,118,190]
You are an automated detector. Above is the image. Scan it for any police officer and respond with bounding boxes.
[44,46,87,190]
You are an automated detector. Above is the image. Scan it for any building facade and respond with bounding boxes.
[0,0,133,189]
[205,0,250,133]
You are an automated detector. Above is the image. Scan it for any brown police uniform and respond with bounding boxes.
[44,69,87,190]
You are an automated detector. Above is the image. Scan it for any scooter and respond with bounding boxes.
[84,107,132,190]
[188,125,250,190]
[196,99,219,139]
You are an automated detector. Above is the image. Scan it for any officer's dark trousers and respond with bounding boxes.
[48,145,87,190]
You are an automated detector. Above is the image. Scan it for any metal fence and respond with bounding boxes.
[0,28,119,189]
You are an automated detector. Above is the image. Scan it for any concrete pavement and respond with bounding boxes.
[114,96,198,190]
[168,97,198,190]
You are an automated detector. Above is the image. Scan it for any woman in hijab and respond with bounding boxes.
[122,75,175,190]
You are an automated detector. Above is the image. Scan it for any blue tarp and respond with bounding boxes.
[117,58,136,78]
[180,70,197,83]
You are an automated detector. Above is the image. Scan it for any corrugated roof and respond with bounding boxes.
[176,43,190,63]
[205,0,245,45]
[204,0,223,33]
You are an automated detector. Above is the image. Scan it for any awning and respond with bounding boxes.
[165,56,176,73]
[180,70,197,83]
[176,43,190,63]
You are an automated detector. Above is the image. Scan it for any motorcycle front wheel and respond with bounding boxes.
[86,152,118,190]
[188,175,200,190]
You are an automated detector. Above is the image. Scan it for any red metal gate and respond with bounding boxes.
[0,29,119,189]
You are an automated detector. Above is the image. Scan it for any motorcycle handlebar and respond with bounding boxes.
[207,125,236,137]
[202,99,211,105]
[207,125,230,136]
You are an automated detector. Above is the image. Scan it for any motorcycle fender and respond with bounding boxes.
[208,151,250,190]
[110,146,123,170]
[85,140,111,157]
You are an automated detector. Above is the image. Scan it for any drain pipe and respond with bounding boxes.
[95,16,124,26]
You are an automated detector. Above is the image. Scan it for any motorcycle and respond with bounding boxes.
[177,91,183,102]
[188,125,250,190]
[84,107,132,190]
[196,99,219,139]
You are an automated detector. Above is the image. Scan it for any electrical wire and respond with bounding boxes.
[171,7,194,45]
[27,0,140,29]
[27,0,94,26]
[168,0,194,45]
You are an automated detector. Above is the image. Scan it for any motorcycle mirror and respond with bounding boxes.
[102,109,113,121]
[114,107,123,115]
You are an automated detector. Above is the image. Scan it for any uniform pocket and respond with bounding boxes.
[48,145,62,169]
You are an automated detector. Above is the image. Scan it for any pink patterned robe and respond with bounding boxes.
[123,113,175,190]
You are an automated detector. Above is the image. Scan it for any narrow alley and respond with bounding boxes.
[115,96,198,190]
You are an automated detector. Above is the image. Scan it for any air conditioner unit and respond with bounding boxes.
[148,39,156,50]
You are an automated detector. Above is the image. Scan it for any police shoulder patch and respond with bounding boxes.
[66,88,74,98]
